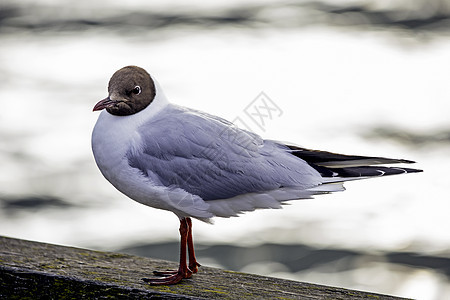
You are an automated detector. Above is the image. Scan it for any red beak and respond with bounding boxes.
[93,97,114,111]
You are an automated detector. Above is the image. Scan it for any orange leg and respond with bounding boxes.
[186,217,201,274]
[143,217,199,285]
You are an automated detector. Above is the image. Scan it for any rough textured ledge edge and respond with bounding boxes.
[0,236,411,300]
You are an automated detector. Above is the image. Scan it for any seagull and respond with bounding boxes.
[92,65,422,285]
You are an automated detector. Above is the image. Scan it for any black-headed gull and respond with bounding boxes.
[92,66,421,285]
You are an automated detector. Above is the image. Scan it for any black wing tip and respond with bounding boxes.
[398,159,417,164]
[287,145,421,167]
[315,165,423,179]
[403,167,423,173]
[286,144,424,177]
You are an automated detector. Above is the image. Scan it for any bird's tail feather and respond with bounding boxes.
[287,145,422,182]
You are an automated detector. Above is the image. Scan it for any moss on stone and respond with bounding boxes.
[0,236,410,300]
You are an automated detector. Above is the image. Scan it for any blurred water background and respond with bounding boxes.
[1,0,450,299]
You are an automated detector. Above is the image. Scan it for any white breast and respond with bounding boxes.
[91,82,173,209]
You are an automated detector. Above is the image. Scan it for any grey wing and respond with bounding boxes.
[127,106,322,201]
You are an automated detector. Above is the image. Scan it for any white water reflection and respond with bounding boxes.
[1,1,450,299]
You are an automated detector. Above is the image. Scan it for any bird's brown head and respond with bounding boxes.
[93,66,156,116]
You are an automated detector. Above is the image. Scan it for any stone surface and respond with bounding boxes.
[0,236,410,299]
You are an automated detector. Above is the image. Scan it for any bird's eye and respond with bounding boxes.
[132,86,141,95]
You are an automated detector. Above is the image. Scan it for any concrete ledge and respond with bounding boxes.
[0,236,409,299]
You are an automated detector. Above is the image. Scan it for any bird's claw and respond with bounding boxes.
[143,272,185,285]
[144,266,196,285]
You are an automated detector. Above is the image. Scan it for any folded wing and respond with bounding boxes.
[286,145,422,182]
